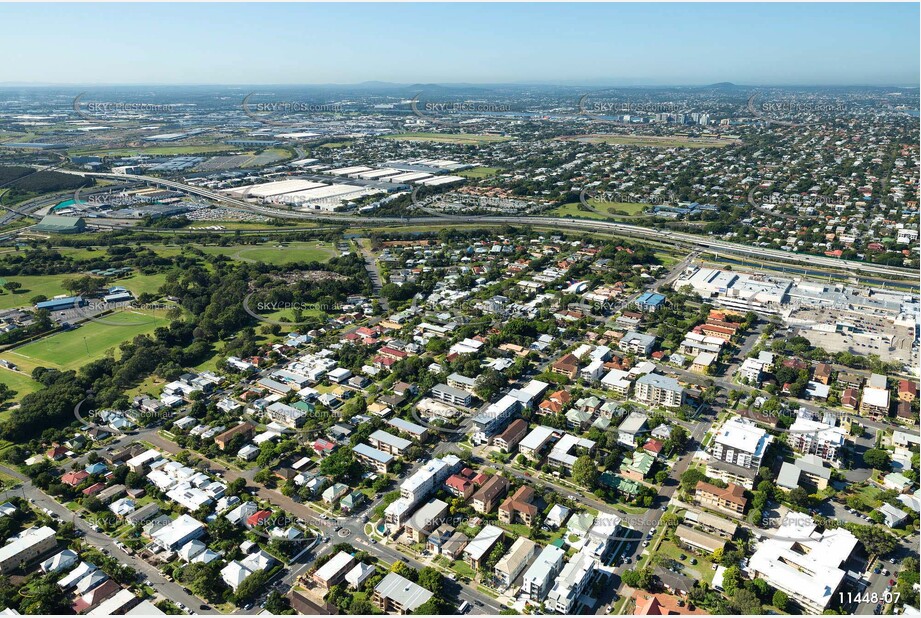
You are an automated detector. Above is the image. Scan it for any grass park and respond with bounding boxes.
[0,308,171,373]
[457,166,502,178]
[0,369,42,400]
[549,201,649,221]
[195,240,339,264]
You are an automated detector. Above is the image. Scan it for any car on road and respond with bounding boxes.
[889,579,897,586]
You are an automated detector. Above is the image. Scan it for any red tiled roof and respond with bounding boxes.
[247,510,272,527]
[62,470,89,486]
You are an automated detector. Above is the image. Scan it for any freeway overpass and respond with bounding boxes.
[60,171,917,280]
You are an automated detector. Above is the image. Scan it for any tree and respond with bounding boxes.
[721,565,742,596]
[679,468,706,492]
[349,599,375,615]
[773,590,789,612]
[621,568,653,590]
[417,567,443,594]
[2,282,21,293]
[845,524,897,557]
[787,487,809,506]
[390,560,417,581]
[234,569,269,605]
[572,456,598,489]
[732,589,763,615]
[264,591,294,615]
[412,598,444,615]
[21,575,68,614]
[863,449,891,470]
[474,369,506,401]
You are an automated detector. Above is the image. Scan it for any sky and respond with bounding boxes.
[1,3,918,86]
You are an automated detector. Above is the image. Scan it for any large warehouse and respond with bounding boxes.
[33,215,86,234]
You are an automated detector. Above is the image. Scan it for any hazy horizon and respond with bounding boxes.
[1,3,918,87]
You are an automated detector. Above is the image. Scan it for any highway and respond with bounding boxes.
[53,171,916,280]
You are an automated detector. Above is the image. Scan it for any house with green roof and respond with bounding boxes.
[566,407,592,430]
[340,490,365,514]
[620,451,656,481]
[600,471,641,498]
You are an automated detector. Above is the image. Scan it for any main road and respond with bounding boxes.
[53,171,916,280]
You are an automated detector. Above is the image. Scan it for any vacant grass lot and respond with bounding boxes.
[2,308,170,372]
[457,166,502,178]
[550,201,649,220]
[196,240,338,264]
[382,132,510,145]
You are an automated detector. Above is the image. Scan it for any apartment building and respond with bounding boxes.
[634,373,685,408]
[747,518,858,614]
[373,572,433,614]
[788,417,845,462]
[499,486,538,526]
[0,526,56,574]
[431,384,473,407]
[353,443,394,473]
[521,544,566,601]
[695,481,747,517]
[494,419,528,452]
[472,475,509,514]
[519,425,558,459]
[463,525,504,571]
[367,430,412,456]
[619,331,656,356]
[546,551,596,614]
[495,537,539,588]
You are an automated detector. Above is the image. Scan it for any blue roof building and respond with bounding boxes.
[636,292,666,312]
[35,296,84,311]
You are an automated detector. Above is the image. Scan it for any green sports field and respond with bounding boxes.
[0,369,42,400]
[196,241,339,264]
[1,309,170,372]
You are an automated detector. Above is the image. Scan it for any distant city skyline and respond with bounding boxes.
[0,3,918,87]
